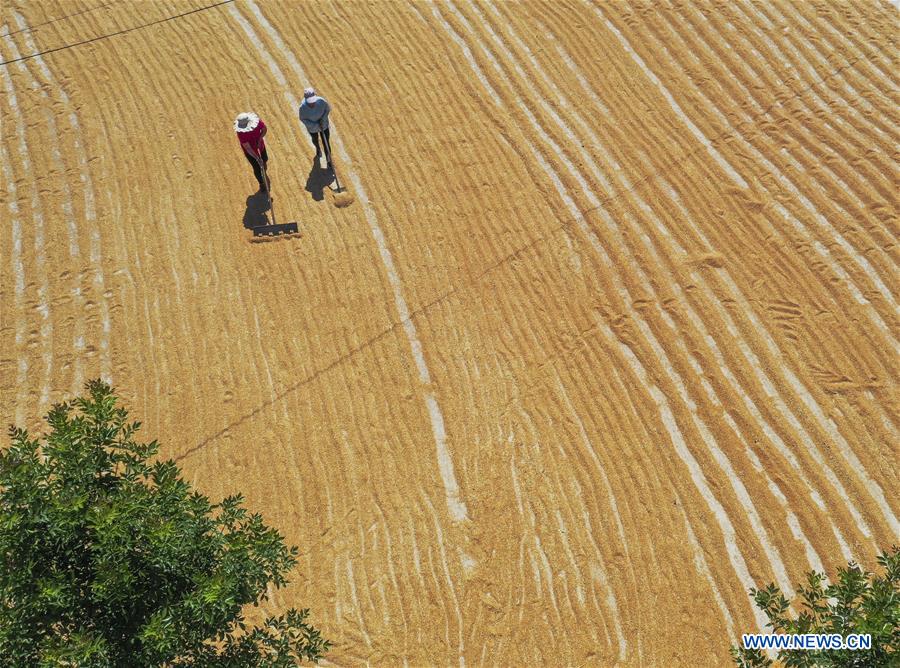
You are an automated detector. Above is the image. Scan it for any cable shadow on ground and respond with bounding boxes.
[187,55,873,460]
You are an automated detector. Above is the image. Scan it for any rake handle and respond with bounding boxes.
[261,161,276,226]
[319,128,343,192]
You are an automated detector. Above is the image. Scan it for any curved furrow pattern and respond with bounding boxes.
[475,0,839,580]
[486,0,897,564]
[791,1,898,101]
[600,3,900,345]
[736,1,899,202]
[595,0,898,543]
[428,0,778,647]
[1,35,55,422]
[524,2,896,552]
[12,9,113,384]
[657,3,899,299]
[3,1,896,664]
[0,71,28,425]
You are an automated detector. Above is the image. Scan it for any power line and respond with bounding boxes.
[0,0,234,65]
[0,2,119,38]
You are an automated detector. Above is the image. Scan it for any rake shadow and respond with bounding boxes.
[305,158,335,202]
[242,190,271,229]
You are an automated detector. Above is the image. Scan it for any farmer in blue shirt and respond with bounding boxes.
[299,87,332,168]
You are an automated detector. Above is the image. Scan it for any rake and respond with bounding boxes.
[251,163,299,237]
[321,130,346,194]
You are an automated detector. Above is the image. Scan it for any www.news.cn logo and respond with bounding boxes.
[742,633,872,651]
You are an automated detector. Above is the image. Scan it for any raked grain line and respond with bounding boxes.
[671,4,899,285]
[232,5,467,664]
[601,0,900,327]
[427,0,758,642]
[744,2,900,226]
[643,5,900,321]
[649,8,900,339]
[467,0,799,591]
[420,495,466,666]
[791,0,898,101]
[791,5,899,119]
[507,437,557,648]
[423,1,630,653]
[434,0,729,632]
[596,313,770,632]
[594,4,900,537]
[752,10,898,163]
[350,444,384,628]
[610,347,738,641]
[664,3,897,292]
[343,558,372,650]
[506,442,564,630]
[746,1,898,146]
[0,37,53,416]
[604,358,740,644]
[672,483,738,642]
[506,481,529,649]
[0,87,28,425]
[484,0,848,565]
[722,2,897,212]
[228,2,470,529]
[545,25,851,565]
[14,10,112,383]
[2,32,89,394]
[553,375,631,563]
[739,1,898,183]
[524,402,636,657]
[369,500,408,644]
[515,400,618,629]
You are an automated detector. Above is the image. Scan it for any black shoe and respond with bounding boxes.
[314,151,322,161]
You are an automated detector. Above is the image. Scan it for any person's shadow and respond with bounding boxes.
[305,158,335,202]
[242,190,271,229]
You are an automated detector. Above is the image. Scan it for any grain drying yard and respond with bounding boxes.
[1,0,898,664]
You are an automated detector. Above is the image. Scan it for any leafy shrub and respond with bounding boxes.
[0,380,330,666]
[732,546,898,667]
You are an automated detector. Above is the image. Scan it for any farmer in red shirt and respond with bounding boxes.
[235,112,269,190]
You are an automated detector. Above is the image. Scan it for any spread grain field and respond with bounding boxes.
[1,1,897,664]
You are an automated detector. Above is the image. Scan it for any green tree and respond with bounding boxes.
[732,546,899,667]
[0,380,330,666]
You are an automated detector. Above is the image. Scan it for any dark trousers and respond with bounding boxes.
[243,148,269,186]
[309,128,331,157]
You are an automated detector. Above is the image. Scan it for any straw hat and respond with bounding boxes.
[234,112,260,132]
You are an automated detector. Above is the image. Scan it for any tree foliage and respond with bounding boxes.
[732,546,899,667]
[0,380,330,666]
